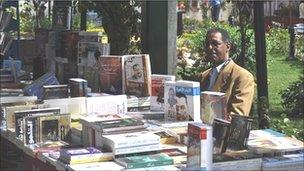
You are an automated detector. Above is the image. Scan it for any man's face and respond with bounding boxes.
[205,32,230,66]
[176,97,188,116]
[133,65,142,78]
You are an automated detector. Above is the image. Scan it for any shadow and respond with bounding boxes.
[279,58,304,71]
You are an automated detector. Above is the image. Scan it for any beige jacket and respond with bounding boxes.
[199,60,255,116]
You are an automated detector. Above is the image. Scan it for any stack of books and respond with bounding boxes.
[59,147,112,164]
[102,131,160,155]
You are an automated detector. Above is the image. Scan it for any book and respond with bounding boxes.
[69,78,88,97]
[247,129,304,154]
[153,131,177,144]
[150,74,175,111]
[41,97,86,120]
[213,118,231,154]
[23,72,59,99]
[112,144,160,155]
[52,5,71,30]
[175,80,201,121]
[226,115,253,150]
[115,153,174,169]
[102,131,160,149]
[164,81,177,121]
[98,56,124,95]
[201,91,227,125]
[5,104,38,129]
[262,152,304,170]
[67,161,124,171]
[0,88,23,96]
[39,113,71,142]
[186,122,213,171]
[127,96,150,112]
[23,115,40,145]
[79,31,103,43]
[124,54,151,97]
[28,140,69,154]
[90,118,144,132]
[43,84,69,100]
[86,95,128,115]
[14,107,60,141]
[126,165,179,171]
[59,147,112,164]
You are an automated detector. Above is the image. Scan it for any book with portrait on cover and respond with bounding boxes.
[123,54,151,97]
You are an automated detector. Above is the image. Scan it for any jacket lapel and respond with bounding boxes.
[213,60,235,92]
[200,68,212,91]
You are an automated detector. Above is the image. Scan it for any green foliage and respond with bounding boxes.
[271,114,304,141]
[266,28,289,56]
[280,76,304,117]
[295,35,304,61]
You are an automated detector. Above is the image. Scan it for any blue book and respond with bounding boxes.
[23,72,59,99]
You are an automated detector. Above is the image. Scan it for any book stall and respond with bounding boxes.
[1,52,303,171]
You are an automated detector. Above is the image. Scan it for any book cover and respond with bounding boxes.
[67,161,124,171]
[123,54,151,97]
[262,153,304,170]
[43,84,69,100]
[86,95,128,115]
[186,122,213,171]
[153,131,177,144]
[23,72,59,99]
[52,6,71,30]
[115,153,173,169]
[14,108,60,141]
[247,129,304,154]
[5,104,37,129]
[226,115,253,150]
[102,131,160,149]
[30,140,69,154]
[69,78,88,97]
[201,91,227,125]
[175,80,201,121]
[150,74,175,111]
[213,118,231,154]
[164,81,177,121]
[98,56,124,95]
[23,115,39,145]
[79,31,103,42]
[39,113,71,142]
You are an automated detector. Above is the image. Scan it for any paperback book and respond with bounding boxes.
[69,78,88,97]
[201,91,227,125]
[186,122,213,171]
[43,84,69,100]
[115,153,173,169]
[164,81,177,121]
[150,74,175,111]
[175,80,201,121]
[98,56,124,95]
[123,54,151,97]
[86,95,128,115]
[23,72,59,99]
[213,118,231,154]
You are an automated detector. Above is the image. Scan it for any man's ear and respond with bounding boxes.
[226,43,231,52]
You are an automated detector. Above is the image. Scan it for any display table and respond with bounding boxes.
[1,128,303,171]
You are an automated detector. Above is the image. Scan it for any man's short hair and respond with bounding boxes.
[175,92,188,105]
[206,28,231,43]
[132,64,140,69]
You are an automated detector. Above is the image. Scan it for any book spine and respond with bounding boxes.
[114,144,160,155]
[110,136,160,149]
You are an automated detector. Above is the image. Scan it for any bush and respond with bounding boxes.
[280,76,304,117]
[266,28,289,56]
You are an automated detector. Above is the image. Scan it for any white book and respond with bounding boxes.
[214,158,262,171]
[68,161,124,171]
[175,80,201,122]
[113,144,160,155]
[41,97,86,120]
[150,74,175,111]
[0,96,37,104]
[4,104,38,129]
[164,81,177,121]
[86,95,127,115]
[102,131,160,149]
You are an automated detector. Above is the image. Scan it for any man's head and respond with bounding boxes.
[204,28,231,66]
[176,92,188,120]
[132,64,142,79]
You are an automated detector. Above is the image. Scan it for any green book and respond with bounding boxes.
[115,153,174,169]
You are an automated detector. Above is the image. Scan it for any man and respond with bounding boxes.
[176,92,189,120]
[210,0,221,22]
[199,28,254,117]
[131,64,143,80]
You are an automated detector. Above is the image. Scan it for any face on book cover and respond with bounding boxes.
[176,96,188,120]
[131,64,143,80]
